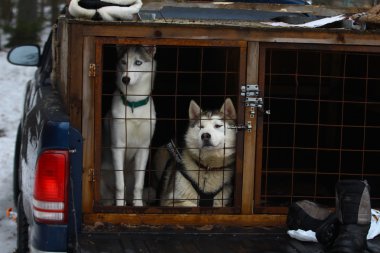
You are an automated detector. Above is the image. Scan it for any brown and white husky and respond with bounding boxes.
[156,98,237,207]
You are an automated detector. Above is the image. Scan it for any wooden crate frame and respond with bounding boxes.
[54,14,380,226]
[92,38,247,214]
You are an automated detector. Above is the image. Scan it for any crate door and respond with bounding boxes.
[254,44,380,214]
[91,38,250,217]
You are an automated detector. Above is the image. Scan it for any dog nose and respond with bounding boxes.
[122,76,130,85]
[201,133,211,141]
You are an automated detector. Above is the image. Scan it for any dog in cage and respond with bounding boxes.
[102,45,157,206]
[155,98,237,207]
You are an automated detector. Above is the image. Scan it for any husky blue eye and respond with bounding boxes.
[215,124,223,128]
[135,60,142,66]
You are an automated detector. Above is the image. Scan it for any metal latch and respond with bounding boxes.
[241,84,259,97]
[241,84,270,118]
[244,97,264,108]
[228,121,252,132]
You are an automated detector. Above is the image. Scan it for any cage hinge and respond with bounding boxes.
[89,64,96,77]
[241,84,270,118]
[88,168,95,183]
[228,121,252,133]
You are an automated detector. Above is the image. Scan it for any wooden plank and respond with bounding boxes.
[141,1,368,16]
[68,23,84,131]
[72,22,380,47]
[82,36,96,213]
[92,37,247,47]
[253,43,268,211]
[57,19,69,106]
[83,213,286,226]
[232,44,247,212]
[241,42,260,214]
[93,39,104,206]
[260,41,380,53]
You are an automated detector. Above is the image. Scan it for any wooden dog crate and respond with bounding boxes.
[54,3,380,227]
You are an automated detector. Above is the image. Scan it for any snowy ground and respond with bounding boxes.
[0,15,51,250]
[0,49,37,253]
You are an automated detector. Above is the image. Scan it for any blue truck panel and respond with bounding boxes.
[67,127,83,251]
[12,33,83,252]
[20,85,73,252]
[31,223,68,252]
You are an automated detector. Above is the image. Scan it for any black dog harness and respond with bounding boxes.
[165,141,231,207]
[178,162,226,207]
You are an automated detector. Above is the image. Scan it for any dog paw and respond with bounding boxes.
[133,199,144,206]
[116,200,125,206]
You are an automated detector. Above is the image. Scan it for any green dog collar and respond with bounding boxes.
[119,91,149,113]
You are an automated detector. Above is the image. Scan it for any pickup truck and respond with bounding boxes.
[7,1,380,252]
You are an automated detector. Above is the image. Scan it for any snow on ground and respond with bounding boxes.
[0,49,37,253]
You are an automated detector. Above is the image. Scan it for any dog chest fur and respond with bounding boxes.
[110,93,156,147]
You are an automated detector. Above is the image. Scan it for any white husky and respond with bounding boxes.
[109,45,156,206]
[156,98,237,207]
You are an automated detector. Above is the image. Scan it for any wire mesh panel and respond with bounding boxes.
[255,44,380,214]
[94,39,245,214]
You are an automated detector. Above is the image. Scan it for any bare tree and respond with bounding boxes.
[0,0,13,26]
[7,0,41,46]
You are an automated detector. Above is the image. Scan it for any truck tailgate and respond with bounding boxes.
[78,225,380,253]
[78,226,324,253]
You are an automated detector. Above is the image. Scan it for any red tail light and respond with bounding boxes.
[33,150,68,224]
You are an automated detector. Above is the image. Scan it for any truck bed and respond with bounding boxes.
[78,226,380,253]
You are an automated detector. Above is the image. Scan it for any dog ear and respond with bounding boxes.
[220,98,237,120]
[189,100,201,120]
[142,45,156,57]
[116,45,128,58]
